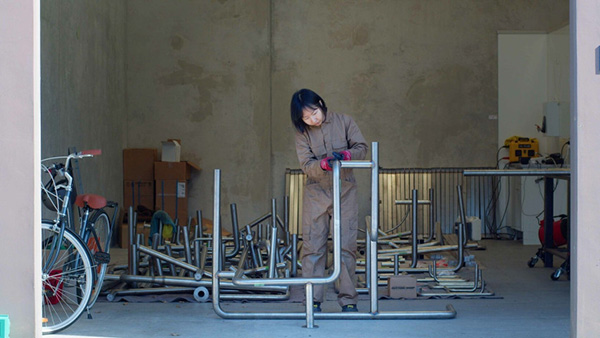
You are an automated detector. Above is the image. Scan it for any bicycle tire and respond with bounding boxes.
[85,210,112,309]
[42,221,93,334]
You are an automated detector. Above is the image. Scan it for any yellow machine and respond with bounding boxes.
[504,136,539,163]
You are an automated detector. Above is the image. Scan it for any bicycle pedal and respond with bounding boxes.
[94,251,110,264]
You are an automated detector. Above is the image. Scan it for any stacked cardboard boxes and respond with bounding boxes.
[154,161,200,222]
[123,148,157,213]
[120,142,200,248]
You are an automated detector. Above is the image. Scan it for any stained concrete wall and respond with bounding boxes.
[125,0,272,226]
[41,1,126,221]
[41,1,569,229]
[125,0,568,227]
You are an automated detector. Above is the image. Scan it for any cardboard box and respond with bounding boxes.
[154,161,200,180]
[123,180,154,211]
[155,179,188,222]
[123,148,158,181]
[387,275,417,299]
[161,139,181,162]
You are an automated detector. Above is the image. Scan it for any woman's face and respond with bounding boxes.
[302,106,324,127]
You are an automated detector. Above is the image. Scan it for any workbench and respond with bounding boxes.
[463,168,570,268]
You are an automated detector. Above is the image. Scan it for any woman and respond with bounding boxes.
[290,88,368,312]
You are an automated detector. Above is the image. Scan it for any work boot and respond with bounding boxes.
[312,302,322,312]
[341,304,358,312]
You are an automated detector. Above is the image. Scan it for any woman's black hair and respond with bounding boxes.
[290,88,327,133]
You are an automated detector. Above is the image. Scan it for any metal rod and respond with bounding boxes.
[182,226,192,265]
[128,206,135,276]
[151,233,162,276]
[196,210,204,238]
[395,200,431,205]
[411,189,418,268]
[230,164,342,287]
[137,245,202,280]
[165,244,177,276]
[268,199,278,278]
[117,274,287,293]
[304,283,315,328]
[226,203,241,258]
[291,234,298,277]
[463,169,570,176]
[426,188,435,242]
[212,143,456,322]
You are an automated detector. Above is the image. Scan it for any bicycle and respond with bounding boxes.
[41,149,119,334]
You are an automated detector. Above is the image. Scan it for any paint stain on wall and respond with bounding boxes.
[170,35,184,50]
[329,23,370,49]
[405,65,482,166]
[158,60,234,123]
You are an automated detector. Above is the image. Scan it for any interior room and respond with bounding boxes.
[1,1,599,337]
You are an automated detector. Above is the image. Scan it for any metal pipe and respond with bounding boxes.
[426,188,435,243]
[368,141,379,312]
[284,195,290,246]
[369,143,379,242]
[212,143,456,323]
[268,199,278,278]
[305,283,315,328]
[107,287,196,301]
[137,245,202,280]
[410,189,418,268]
[117,274,287,292]
[165,244,177,276]
[291,234,298,277]
[128,206,135,276]
[463,168,570,176]
[248,212,272,229]
[365,222,371,289]
[151,233,163,276]
[231,164,342,287]
[457,185,467,246]
[196,210,204,238]
[226,203,241,258]
[182,226,193,267]
[194,240,201,268]
[395,200,431,205]
[199,244,208,275]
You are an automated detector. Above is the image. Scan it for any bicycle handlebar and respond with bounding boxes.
[79,149,102,156]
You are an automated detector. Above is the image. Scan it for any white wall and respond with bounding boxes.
[0,1,41,337]
[571,0,600,336]
[497,30,570,244]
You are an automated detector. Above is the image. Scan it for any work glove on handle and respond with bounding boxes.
[320,151,351,171]
[320,156,334,171]
[333,150,351,161]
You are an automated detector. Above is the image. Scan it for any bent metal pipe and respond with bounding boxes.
[211,142,456,328]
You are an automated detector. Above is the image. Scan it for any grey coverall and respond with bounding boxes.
[295,111,368,306]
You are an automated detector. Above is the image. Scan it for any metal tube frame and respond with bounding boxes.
[212,142,456,326]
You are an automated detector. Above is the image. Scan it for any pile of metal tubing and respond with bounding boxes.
[104,200,296,302]
[212,142,457,329]
[101,142,491,328]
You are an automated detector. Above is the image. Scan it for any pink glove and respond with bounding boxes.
[320,157,334,171]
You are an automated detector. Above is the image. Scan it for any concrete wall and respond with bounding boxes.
[41,0,126,222]
[39,1,569,228]
[125,0,271,228]
[125,0,568,227]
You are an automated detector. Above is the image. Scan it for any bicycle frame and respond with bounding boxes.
[41,151,99,275]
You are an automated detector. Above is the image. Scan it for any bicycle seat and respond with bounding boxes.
[75,194,107,209]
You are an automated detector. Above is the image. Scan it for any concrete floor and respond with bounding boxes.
[54,239,570,338]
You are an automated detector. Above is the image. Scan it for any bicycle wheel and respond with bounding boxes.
[42,222,93,334]
[86,210,112,309]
